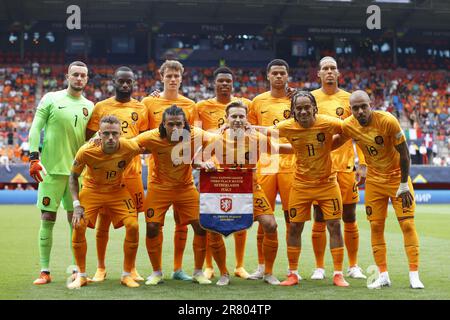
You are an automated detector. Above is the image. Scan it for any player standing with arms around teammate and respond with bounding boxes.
[335,90,424,289]
[195,67,252,280]
[310,56,367,280]
[247,59,295,280]
[273,91,349,287]
[85,66,147,283]
[28,61,94,285]
[141,60,196,281]
[68,116,143,289]
[135,105,214,285]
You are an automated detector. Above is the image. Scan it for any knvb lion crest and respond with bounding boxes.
[375,136,384,145]
[366,206,372,216]
[289,208,297,218]
[283,110,291,119]
[82,107,89,117]
[220,198,233,213]
[118,160,126,169]
[131,112,139,122]
[336,107,344,117]
[146,208,154,218]
[317,133,325,143]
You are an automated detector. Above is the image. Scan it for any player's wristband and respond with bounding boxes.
[358,165,367,177]
[73,200,81,208]
[396,182,410,197]
[29,152,40,161]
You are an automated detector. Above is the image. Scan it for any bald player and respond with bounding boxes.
[141,60,196,281]
[85,66,148,282]
[310,56,367,280]
[335,90,424,289]
[247,59,295,280]
[196,66,252,280]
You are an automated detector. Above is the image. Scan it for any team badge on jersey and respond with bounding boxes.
[273,119,279,125]
[289,208,297,218]
[146,208,154,219]
[365,206,372,216]
[42,197,51,206]
[283,110,291,119]
[82,107,89,117]
[317,133,325,142]
[336,107,344,117]
[375,136,384,145]
[118,160,126,169]
[131,112,139,122]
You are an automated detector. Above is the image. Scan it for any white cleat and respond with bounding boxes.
[287,269,302,281]
[248,265,265,280]
[367,272,391,289]
[263,274,280,285]
[347,266,367,279]
[409,271,424,289]
[311,268,326,280]
[216,274,230,286]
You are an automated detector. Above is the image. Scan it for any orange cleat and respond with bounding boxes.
[333,273,350,287]
[33,271,52,285]
[280,274,299,286]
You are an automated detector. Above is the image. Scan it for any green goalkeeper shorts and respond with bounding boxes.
[37,174,74,213]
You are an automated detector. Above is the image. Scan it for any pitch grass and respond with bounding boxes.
[0,205,449,300]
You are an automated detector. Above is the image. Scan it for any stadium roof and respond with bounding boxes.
[1,0,449,30]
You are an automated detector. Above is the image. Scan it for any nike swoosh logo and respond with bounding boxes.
[209,111,217,114]
[58,106,66,109]
[292,138,299,141]
[261,111,268,114]
[93,166,101,170]
[153,111,162,114]
[157,152,165,155]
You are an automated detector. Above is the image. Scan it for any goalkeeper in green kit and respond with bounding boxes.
[28,61,94,285]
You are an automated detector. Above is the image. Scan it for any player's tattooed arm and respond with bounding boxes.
[331,134,350,150]
[395,141,414,208]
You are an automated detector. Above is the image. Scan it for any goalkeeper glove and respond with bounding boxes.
[29,152,47,183]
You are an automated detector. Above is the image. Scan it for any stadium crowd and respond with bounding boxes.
[0,56,449,169]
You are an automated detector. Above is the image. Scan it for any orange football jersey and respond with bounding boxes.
[196,97,252,131]
[248,91,294,173]
[72,138,142,192]
[312,88,365,172]
[276,115,342,186]
[134,127,214,190]
[87,97,148,177]
[341,111,406,184]
[141,95,196,129]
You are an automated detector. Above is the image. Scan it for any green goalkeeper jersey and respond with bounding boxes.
[29,89,94,175]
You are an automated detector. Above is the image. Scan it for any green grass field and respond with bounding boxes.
[1,204,449,300]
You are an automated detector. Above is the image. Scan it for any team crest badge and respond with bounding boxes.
[42,197,51,206]
[336,107,344,116]
[283,110,291,119]
[82,107,89,117]
[131,112,138,121]
[273,119,279,126]
[366,206,372,216]
[146,208,154,219]
[317,133,325,142]
[375,136,384,145]
[220,198,233,213]
[118,160,126,169]
[289,208,297,218]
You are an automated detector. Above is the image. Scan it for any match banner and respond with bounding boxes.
[199,170,254,237]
